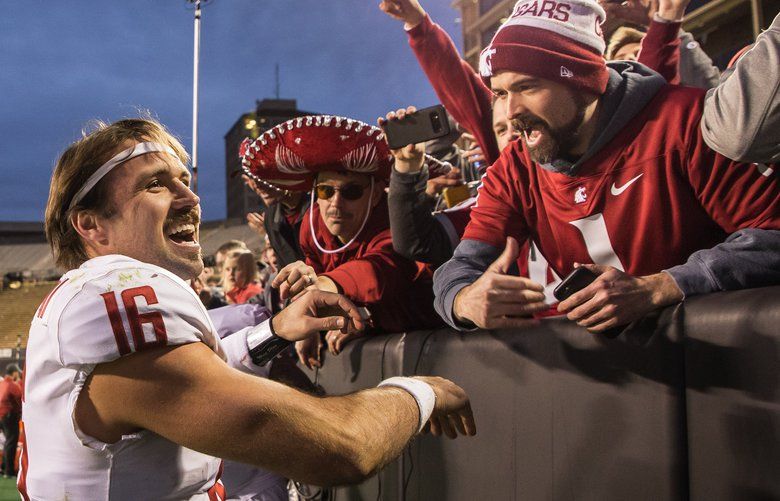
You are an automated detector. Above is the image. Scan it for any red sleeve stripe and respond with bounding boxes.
[36,279,69,319]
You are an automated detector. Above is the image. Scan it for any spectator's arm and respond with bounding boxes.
[407,15,501,163]
[638,16,682,84]
[388,166,456,266]
[434,149,532,328]
[665,229,780,297]
[701,12,780,163]
[322,231,421,304]
[433,239,500,329]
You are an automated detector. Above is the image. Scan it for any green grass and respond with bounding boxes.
[0,476,18,501]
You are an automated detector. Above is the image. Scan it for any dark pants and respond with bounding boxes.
[0,412,19,476]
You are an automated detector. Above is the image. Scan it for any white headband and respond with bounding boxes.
[68,141,183,210]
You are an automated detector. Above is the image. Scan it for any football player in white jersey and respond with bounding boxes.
[22,117,475,500]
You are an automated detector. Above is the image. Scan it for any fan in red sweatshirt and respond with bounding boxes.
[239,115,442,367]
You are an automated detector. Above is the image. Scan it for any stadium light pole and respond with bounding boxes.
[189,0,202,195]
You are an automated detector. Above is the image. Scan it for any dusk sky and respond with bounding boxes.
[0,1,461,222]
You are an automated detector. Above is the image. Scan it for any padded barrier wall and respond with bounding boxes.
[305,286,780,500]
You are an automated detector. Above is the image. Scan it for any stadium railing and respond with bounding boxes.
[305,286,780,500]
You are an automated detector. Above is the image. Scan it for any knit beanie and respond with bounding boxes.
[479,0,609,96]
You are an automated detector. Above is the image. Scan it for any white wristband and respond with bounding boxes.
[378,377,436,433]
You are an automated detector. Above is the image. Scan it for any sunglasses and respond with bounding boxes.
[315,183,368,201]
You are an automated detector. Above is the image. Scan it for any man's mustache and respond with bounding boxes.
[511,114,547,133]
[165,209,200,231]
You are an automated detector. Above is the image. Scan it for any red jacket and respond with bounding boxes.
[300,196,442,333]
[0,376,21,417]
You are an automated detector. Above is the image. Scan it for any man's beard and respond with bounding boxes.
[511,100,588,165]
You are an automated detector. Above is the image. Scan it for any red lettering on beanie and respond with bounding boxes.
[513,0,572,21]
[554,3,571,22]
[517,0,539,16]
[538,1,556,18]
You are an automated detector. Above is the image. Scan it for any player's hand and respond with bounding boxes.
[414,376,476,439]
[325,328,366,356]
[378,0,427,30]
[453,237,548,329]
[272,260,318,300]
[379,106,425,174]
[272,289,366,344]
[295,334,323,370]
[557,264,684,333]
[246,212,265,234]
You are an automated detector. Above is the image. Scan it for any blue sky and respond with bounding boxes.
[0,0,461,222]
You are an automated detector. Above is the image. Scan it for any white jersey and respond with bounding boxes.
[21,255,227,501]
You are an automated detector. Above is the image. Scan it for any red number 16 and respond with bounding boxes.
[100,286,168,355]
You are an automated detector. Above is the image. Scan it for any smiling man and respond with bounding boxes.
[240,116,444,367]
[432,0,780,333]
[22,118,475,500]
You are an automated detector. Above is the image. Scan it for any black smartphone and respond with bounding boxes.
[381,105,451,150]
[553,267,599,302]
[554,267,624,338]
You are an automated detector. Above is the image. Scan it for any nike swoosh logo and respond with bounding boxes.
[610,173,644,196]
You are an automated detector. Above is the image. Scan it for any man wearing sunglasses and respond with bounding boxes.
[240,115,445,368]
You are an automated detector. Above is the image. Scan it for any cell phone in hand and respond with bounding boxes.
[553,267,625,338]
[381,105,451,150]
[553,267,599,301]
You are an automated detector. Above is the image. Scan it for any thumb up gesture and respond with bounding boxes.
[452,237,548,329]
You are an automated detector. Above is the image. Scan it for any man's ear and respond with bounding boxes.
[71,210,110,248]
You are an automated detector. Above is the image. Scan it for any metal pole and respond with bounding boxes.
[192,0,201,194]
[749,0,764,40]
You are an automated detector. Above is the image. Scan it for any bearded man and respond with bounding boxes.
[433,0,780,333]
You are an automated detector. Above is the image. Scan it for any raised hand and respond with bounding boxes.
[379,106,426,174]
[378,0,427,30]
[453,237,547,329]
[657,0,690,21]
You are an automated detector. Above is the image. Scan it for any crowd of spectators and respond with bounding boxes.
[214,0,776,352]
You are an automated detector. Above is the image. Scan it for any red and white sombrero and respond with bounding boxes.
[239,115,394,192]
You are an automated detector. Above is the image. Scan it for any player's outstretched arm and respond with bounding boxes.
[74,296,475,486]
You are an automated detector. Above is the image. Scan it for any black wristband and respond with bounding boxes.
[247,318,292,367]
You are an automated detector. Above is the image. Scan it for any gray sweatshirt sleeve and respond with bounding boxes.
[665,229,780,297]
[701,13,780,163]
[388,166,459,266]
[433,239,503,330]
